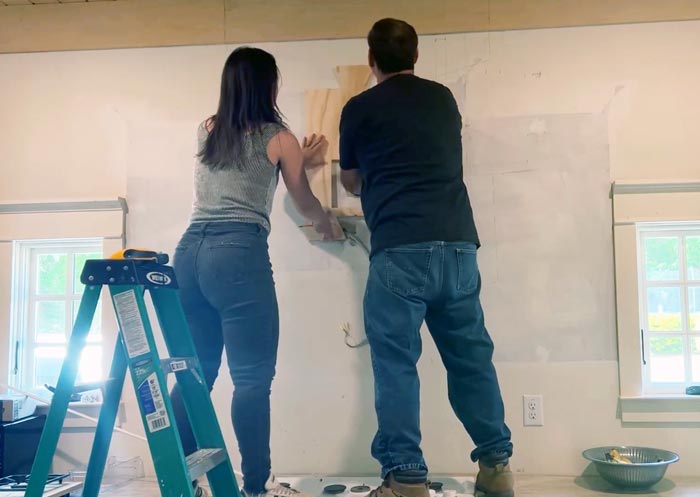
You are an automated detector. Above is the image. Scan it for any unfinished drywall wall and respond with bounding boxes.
[465,113,614,362]
[2,20,700,477]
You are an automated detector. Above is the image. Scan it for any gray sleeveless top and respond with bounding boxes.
[190,121,286,232]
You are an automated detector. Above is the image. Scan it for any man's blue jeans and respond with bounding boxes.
[364,241,513,480]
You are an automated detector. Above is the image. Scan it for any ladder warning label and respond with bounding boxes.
[114,290,151,358]
[170,360,188,372]
[138,372,171,433]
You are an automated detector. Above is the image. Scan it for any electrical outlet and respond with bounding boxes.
[523,394,544,426]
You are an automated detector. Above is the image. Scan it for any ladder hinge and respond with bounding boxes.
[160,357,204,384]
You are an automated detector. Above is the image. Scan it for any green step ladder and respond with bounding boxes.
[26,251,241,497]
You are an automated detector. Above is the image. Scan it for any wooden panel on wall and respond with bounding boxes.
[0,0,225,53]
[2,0,700,53]
[330,65,372,159]
[303,65,371,209]
[223,0,490,43]
[303,64,370,227]
[304,88,342,208]
[489,0,700,30]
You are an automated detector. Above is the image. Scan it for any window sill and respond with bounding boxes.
[36,401,126,428]
[619,395,700,423]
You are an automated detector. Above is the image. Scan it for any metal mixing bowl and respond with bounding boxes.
[582,446,679,490]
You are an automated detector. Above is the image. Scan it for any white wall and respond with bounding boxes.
[2,20,700,478]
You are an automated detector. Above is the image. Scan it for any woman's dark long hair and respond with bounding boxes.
[199,47,285,170]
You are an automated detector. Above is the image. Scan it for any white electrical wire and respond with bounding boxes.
[341,229,370,349]
[340,322,368,348]
[344,231,371,256]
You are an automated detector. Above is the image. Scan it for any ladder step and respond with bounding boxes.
[186,448,227,481]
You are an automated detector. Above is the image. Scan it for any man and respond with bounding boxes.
[339,18,514,497]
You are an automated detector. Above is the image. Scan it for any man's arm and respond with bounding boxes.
[339,100,362,196]
[340,169,362,196]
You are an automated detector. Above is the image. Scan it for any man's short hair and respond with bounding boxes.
[368,18,418,74]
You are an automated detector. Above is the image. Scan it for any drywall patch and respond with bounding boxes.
[465,113,615,362]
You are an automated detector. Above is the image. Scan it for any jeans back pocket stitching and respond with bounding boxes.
[456,249,477,293]
[209,242,252,249]
[385,248,433,296]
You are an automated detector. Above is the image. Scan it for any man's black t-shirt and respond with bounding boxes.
[339,73,479,256]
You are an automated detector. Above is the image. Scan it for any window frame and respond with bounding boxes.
[10,238,104,392]
[637,224,700,394]
[612,182,700,423]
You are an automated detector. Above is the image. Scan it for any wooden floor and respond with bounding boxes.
[96,475,700,497]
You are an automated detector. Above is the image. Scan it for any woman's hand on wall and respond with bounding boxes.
[302,133,329,169]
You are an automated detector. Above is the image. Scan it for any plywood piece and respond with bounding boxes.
[334,65,372,105]
[330,66,372,160]
[299,223,346,242]
[302,65,371,240]
[304,88,342,208]
[304,65,372,212]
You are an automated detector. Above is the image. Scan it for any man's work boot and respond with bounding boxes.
[475,460,514,497]
[367,473,429,497]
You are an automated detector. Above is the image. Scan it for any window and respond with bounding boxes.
[638,224,700,393]
[10,239,104,393]
[613,182,700,421]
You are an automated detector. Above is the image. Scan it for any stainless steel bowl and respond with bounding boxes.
[582,446,679,490]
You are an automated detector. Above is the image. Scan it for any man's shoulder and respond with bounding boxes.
[343,75,452,115]
[341,86,377,126]
[344,85,379,110]
[357,75,451,101]
[414,76,454,100]
[411,74,448,87]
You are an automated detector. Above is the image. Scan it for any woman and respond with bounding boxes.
[170,46,337,497]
